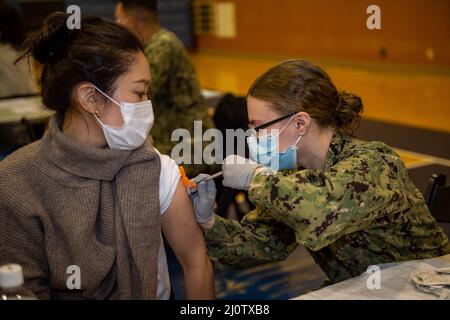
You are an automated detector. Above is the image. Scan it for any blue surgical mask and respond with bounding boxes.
[247,115,302,171]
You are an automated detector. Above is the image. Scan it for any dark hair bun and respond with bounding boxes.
[335,90,364,134]
[17,11,144,116]
[27,12,71,64]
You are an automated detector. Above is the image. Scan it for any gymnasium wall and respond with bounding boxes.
[196,0,450,67]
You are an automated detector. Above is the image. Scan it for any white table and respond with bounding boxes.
[201,88,224,109]
[0,96,53,124]
[293,254,450,300]
[0,91,222,124]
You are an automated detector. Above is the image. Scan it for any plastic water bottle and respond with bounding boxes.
[0,264,37,300]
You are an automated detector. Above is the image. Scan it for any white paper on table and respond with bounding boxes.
[293,255,450,300]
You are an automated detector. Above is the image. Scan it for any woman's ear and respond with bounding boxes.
[128,17,140,31]
[75,83,101,115]
[294,111,311,135]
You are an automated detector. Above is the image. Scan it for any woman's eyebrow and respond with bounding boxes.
[132,79,150,85]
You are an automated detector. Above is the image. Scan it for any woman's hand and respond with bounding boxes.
[222,155,275,190]
[188,174,216,230]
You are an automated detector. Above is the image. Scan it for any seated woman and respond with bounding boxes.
[0,0,37,98]
[0,0,39,159]
[0,12,214,300]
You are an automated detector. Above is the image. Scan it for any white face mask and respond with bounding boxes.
[93,85,154,150]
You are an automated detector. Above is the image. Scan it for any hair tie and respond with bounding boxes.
[44,28,75,62]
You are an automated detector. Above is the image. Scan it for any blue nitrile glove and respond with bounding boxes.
[187,174,217,228]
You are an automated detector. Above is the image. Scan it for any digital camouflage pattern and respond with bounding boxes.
[145,28,211,175]
[204,132,450,283]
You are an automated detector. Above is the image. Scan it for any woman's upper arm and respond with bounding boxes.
[161,181,208,268]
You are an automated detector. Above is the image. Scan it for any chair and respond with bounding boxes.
[425,174,450,237]
[0,116,48,160]
[20,117,47,144]
[213,93,255,219]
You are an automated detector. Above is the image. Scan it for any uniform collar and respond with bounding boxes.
[324,131,352,170]
[146,27,165,47]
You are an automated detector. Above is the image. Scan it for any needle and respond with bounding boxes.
[179,166,223,194]
[197,171,223,183]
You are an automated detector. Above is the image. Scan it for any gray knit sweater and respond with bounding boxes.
[0,117,162,299]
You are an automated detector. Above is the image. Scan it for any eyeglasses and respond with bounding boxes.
[249,112,296,132]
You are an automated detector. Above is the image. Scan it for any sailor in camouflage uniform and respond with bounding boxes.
[144,28,209,157]
[188,60,450,284]
[116,1,210,175]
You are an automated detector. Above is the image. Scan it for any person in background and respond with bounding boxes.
[0,12,214,300]
[0,0,37,98]
[0,0,39,160]
[115,0,210,172]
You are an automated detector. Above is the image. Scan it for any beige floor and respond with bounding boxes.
[191,52,450,134]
